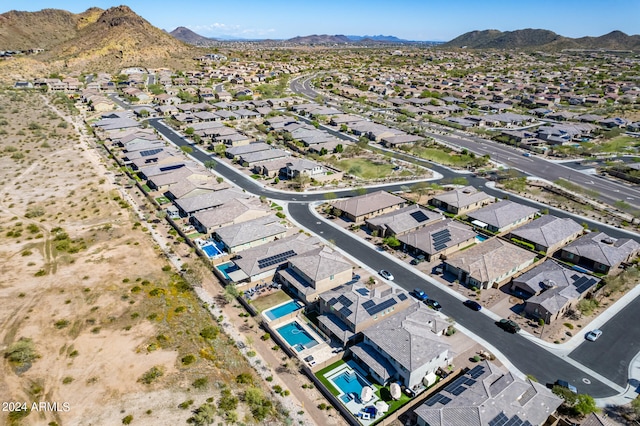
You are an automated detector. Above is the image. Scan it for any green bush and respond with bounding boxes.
[138,366,164,384]
[200,326,219,340]
[181,354,196,365]
[178,399,194,409]
[4,337,39,366]
[235,372,254,384]
[122,414,133,424]
[192,377,208,389]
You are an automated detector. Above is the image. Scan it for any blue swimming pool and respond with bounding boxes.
[331,370,368,399]
[264,300,303,321]
[475,234,489,243]
[217,262,239,280]
[276,321,319,352]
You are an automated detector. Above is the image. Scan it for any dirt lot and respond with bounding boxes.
[0,91,288,425]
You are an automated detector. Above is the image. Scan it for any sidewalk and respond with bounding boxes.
[286,201,640,407]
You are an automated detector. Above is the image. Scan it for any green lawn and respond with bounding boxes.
[155,196,171,205]
[314,359,345,396]
[598,136,638,153]
[372,384,412,423]
[411,147,486,167]
[141,184,151,192]
[331,158,395,179]
[250,290,291,313]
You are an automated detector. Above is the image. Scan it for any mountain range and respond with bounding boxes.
[0,6,196,76]
[444,28,640,50]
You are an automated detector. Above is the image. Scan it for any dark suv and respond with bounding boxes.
[497,319,520,333]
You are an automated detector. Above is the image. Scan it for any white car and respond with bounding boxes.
[379,270,394,281]
[585,329,603,341]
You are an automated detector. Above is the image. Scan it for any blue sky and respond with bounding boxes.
[2,0,639,41]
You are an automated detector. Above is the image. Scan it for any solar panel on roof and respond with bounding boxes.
[451,386,467,396]
[362,300,375,309]
[140,148,163,157]
[366,298,397,316]
[439,396,452,405]
[468,365,485,379]
[338,295,353,307]
[504,415,525,426]
[410,210,430,223]
[339,307,352,317]
[444,377,467,393]
[257,250,296,268]
[356,288,370,296]
[489,413,509,426]
[425,394,442,406]
[398,293,408,301]
[327,298,338,306]
[464,378,476,386]
[432,229,450,239]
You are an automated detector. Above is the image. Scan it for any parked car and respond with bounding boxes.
[433,265,444,275]
[379,270,394,281]
[410,255,426,265]
[585,329,603,341]
[413,288,428,301]
[554,380,578,394]
[425,298,442,311]
[522,152,531,157]
[463,300,482,311]
[497,319,520,333]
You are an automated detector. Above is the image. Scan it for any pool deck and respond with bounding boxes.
[324,361,381,425]
[274,319,332,365]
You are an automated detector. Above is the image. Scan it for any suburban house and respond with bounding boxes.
[399,219,477,261]
[508,215,584,254]
[225,142,272,160]
[511,260,600,323]
[415,361,562,426]
[284,158,327,180]
[349,303,451,389]
[146,167,209,192]
[445,238,537,289]
[238,148,290,167]
[317,282,414,346]
[225,234,322,283]
[276,246,353,303]
[213,215,287,254]
[165,179,228,201]
[190,198,270,235]
[174,188,251,217]
[365,205,442,237]
[429,186,493,215]
[331,190,406,223]
[468,200,539,233]
[559,232,640,274]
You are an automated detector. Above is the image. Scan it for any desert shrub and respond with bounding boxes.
[4,337,39,366]
[199,326,219,340]
[138,366,164,384]
[181,354,196,365]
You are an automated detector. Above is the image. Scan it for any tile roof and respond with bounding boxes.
[509,215,583,250]
[174,188,250,214]
[288,246,352,283]
[331,190,405,218]
[398,219,476,255]
[214,215,286,249]
[468,200,538,230]
[366,205,442,235]
[432,186,493,210]
[513,260,600,297]
[415,361,562,426]
[192,198,269,229]
[561,232,640,267]
[363,303,450,373]
[445,238,536,283]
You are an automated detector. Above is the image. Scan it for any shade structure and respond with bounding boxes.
[390,382,401,400]
[375,400,389,413]
[361,385,374,403]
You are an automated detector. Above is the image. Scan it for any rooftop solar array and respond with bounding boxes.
[410,210,431,223]
[338,295,353,307]
[339,306,352,317]
[468,365,485,379]
[398,293,408,301]
[365,298,397,316]
[362,300,375,309]
[356,288,370,296]
[257,250,296,269]
[489,413,532,426]
[432,228,452,252]
[572,275,598,293]
[425,393,452,406]
[139,148,163,157]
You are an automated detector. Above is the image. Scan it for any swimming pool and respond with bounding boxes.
[216,261,239,280]
[331,370,368,401]
[276,321,319,352]
[202,241,225,258]
[475,234,489,243]
[264,300,303,321]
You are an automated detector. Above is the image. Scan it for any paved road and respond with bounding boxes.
[147,117,640,397]
[290,74,640,210]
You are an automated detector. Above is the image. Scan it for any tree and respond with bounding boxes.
[383,236,401,248]
[180,146,193,154]
[574,394,598,417]
[319,147,328,156]
[185,127,195,135]
[204,160,217,170]
[339,124,348,132]
[213,144,226,157]
[293,173,310,189]
[223,284,240,303]
[334,144,344,153]
[189,403,216,426]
